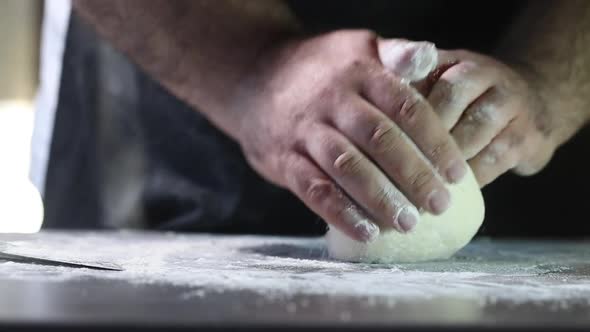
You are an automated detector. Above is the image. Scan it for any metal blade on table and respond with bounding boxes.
[0,244,123,271]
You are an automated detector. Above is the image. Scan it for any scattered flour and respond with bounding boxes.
[0,231,589,306]
[378,40,438,82]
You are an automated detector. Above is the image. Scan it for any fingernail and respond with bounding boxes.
[354,220,380,243]
[446,160,467,183]
[395,206,419,233]
[427,189,450,214]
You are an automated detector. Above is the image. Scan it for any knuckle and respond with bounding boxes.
[432,62,478,103]
[506,131,525,149]
[303,177,337,205]
[408,168,435,194]
[485,155,518,181]
[368,122,401,154]
[428,139,453,163]
[466,103,497,125]
[481,141,511,165]
[393,94,422,125]
[465,90,507,126]
[333,151,363,176]
[480,150,500,165]
[373,186,394,212]
[431,80,458,106]
[366,68,401,104]
[315,131,339,157]
[481,132,524,167]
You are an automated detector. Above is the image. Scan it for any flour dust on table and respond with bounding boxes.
[0,231,589,308]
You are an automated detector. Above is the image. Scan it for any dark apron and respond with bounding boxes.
[43,0,590,237]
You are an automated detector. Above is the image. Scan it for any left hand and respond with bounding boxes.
[420,49,557,186]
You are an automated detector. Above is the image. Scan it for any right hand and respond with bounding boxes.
[226,30,468,242]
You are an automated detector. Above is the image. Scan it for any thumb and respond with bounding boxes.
[378,38,438,82]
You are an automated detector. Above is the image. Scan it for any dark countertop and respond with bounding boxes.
[0,231,589,330]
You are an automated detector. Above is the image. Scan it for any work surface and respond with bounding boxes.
[0,231,589,330]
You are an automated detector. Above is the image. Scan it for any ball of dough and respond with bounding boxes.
[326,166,485,263]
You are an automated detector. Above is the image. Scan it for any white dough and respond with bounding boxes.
[326,167,485,263]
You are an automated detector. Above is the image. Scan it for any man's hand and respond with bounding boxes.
[423,50,557,186]
[74,1,470,241]
[233,31,468,241]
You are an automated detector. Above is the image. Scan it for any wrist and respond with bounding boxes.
[186,29,302,141]
[511,60,584,148]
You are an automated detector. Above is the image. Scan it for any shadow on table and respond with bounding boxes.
[240,242,330,261]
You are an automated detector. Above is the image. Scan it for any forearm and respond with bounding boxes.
[73,0,299,135]
[496,0,590,147]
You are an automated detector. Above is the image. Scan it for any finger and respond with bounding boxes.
[436,49,461,67]
[451,87,515,159]
[412,49,460,96]
[331,96,451,215]
[305,124,420,233]
[412,60,457,96]
[468,125,524,187]
[361,68,468,184]
[284,153,380,242]
[377,38,438,82]
[513,122,555,176]
[513,144,553,176]
[427,61,499,130]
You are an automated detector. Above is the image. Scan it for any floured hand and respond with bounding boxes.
[233,31,468,241]
[420,50,557,186]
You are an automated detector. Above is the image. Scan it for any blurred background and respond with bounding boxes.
[0,0,44,233]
